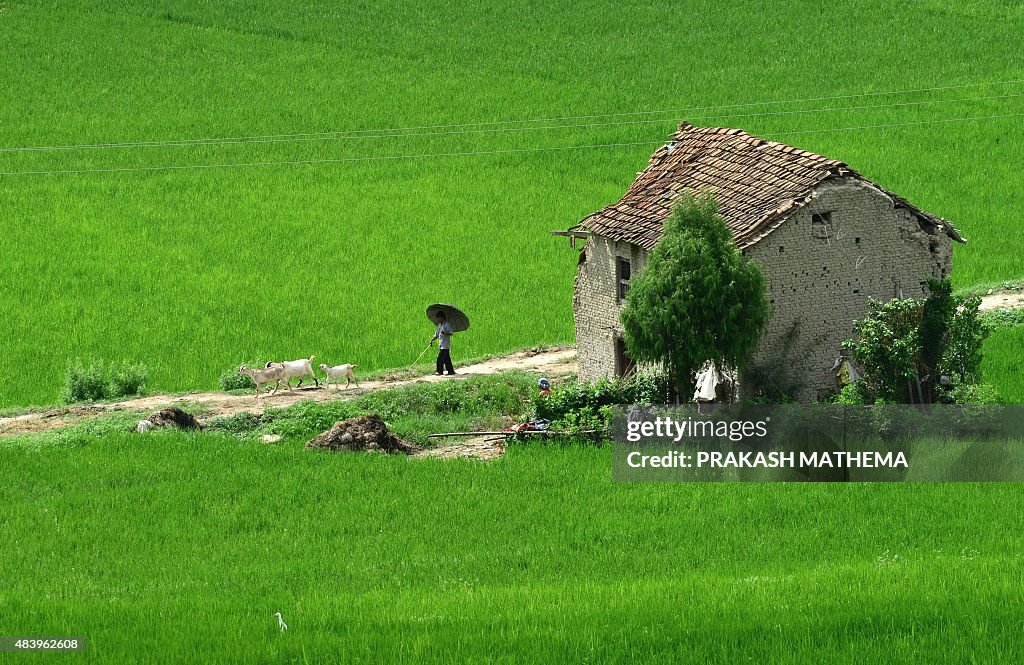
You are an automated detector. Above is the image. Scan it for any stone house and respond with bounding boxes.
[566,122,965,401]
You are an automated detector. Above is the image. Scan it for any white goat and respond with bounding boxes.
[266,355,319,389]
[318,363,359,390]
[238,363,287,398]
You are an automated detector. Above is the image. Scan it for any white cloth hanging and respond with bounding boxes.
[693,362,722,402]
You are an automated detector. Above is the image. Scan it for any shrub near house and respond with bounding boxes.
[841,278,992,404]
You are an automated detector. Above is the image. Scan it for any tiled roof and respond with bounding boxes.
[578,122,964,249]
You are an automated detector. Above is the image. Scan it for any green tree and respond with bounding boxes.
[621,195,769,399]
[939,292,986,386]
[849,297,923,403]
[919,278,955,378]
[847,279,988,404]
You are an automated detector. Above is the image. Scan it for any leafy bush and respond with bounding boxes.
[846,279,989,404]
[535,379,617,423]
[940,293,986,386]
[62,359,148,403]
[627,371,673,404]
[219,365,257,391]
[945,384,1002,436]
[534,372,670,426]
[849,297,923,402]
[980,307,1024,330]
[109,361,148,399]
[62,359,108,403]
[549,406,613,435]
[831,382,875,405]
[947,383,1001,405]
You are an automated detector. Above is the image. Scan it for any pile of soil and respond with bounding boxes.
[148,407,204,430]
[306,414,420,455]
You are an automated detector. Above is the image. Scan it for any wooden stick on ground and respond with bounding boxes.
[428,430,600,438]
[429,431,506,438]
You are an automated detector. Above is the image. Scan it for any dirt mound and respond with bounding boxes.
[306,414,420,454]
[148,407,204,430]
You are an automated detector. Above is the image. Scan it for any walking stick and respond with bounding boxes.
[411,341,433,367]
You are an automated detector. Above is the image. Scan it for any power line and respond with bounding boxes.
[715,92,1024,125]
[768,111,1024,137]
[2,112,1022,178]
[0,140,664,176]
[2,77,1023,153]
[3,91,1021,154]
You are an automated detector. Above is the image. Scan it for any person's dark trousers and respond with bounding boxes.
[436,349,455,375]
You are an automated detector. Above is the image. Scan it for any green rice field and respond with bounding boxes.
[984,326,1024,404]
[3,3,1023,659]
[2,432,1022,662]
[3,367,1023,661]
[2,0,1023,407]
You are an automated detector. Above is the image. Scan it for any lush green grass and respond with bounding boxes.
[1,0,1022,407]
[1,432,1022,662]
[981,306,1024,405]
[3,369,1022,660]
[984,326,1024,404]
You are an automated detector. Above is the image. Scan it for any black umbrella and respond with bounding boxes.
[426,303,470,332]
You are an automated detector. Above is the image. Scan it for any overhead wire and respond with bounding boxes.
[0,92,1021,154]
[1,77,1023,153]
[2,111,1022,177]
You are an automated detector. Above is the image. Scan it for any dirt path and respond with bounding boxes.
[0,347,578,439]
[1,288,1019,443]
[979,289,1024,311]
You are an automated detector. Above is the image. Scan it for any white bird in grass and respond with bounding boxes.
[274,611,288,632]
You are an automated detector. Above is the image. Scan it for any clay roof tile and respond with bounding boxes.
[577,121,963,248]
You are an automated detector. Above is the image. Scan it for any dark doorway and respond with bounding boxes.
[615,337,635,378]
[616,257,631,301]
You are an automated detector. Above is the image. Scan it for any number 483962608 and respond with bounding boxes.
[2,637,84,652]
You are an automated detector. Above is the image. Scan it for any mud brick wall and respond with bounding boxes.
[573,235,646,381]
[573,176,955,401]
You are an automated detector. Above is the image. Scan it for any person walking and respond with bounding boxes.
[431,311,456,375]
